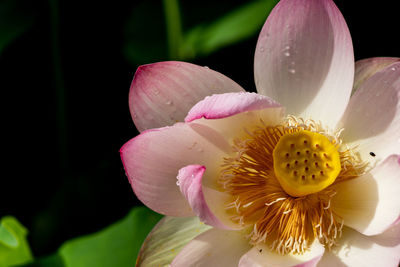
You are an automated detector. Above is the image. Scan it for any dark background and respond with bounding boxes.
[1,0,398,257]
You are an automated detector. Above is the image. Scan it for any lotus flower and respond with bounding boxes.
[120,0,400,266]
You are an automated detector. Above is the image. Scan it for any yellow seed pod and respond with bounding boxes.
[273,130,341,197]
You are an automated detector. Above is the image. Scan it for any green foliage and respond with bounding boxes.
[182,0,278,59]
[124,0,278,65]
[0,216,33,267]
[24,207,162,267]
[0,0,36,54]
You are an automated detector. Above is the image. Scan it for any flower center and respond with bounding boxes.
[219,116,366,255]
[273,130,341,197]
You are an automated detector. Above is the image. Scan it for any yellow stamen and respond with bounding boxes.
[273,130,341,197]
[219,116,366,255]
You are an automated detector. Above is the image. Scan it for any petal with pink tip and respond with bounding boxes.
[353,57,400,94]
[120,123,232,217]
[239,239,324,267]
[338,62,400,163]
[254,0,354,128]
[171,228,251,267]
[177,165,237,229]
[129,61,245,132]
[317,225,400,267]
[185,92,285,146]
[331,155,400,236]
[185,92,281,122]
[184,93,285,190]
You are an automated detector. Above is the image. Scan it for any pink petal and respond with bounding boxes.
[129,61,245,132]
[184,93,285,190]
[177,165,237,229]
[185,92,281,122]
[353,57,400,94]
[239,239,325,267]
[338,62,400,163]
[317,225,400,267]
[120,123,232,216]
[254,0,354,128]
[331,155,400,236]
[171,228,251,267]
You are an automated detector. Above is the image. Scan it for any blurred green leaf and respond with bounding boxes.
[182,0,278,59]
[0,216,33,266]
[0,0,36,54]
[24,206,162,267]
[123,0,277,65]
[59,206,162,267]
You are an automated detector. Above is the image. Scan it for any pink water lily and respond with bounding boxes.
[120,0,400,266]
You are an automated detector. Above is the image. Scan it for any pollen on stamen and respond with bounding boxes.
[219,115,367,255]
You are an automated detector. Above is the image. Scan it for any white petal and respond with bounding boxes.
[239,239,325,267]
[171,228,251,267]
[353,57,400,94]
[254,0,354,128]
[137,216,211,267]
[331,155,400,236]
[317,225,400,267]
[338,62,400,164]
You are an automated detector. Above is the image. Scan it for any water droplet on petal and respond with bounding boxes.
[176,180,180,186]
[188,142,197,150]
[259,47,265,52]
[204,66,209,69]
[391,67,396,71]
[284,51,290,57]
[288,68,296,74]
[166,100,173,105]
